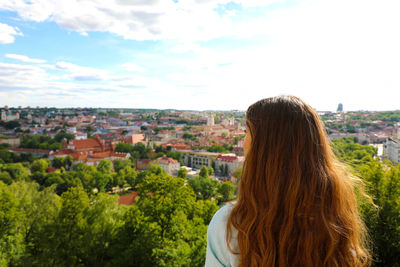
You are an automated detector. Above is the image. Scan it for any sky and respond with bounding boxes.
[0,0,399,112]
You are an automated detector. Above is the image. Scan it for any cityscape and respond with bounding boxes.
[1,104,400,173]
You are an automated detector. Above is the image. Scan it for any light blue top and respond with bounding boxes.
[205,205,239,267]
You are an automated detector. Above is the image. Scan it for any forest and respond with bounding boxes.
[0,137,399,266]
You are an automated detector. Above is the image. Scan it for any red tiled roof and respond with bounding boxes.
[161,143,190,150]
[47,167,56,173]
[216,154,238,162]
[91,151,112,158]
[90,151,128,159]
[118,192,138,205]
[72,138,103,150]
[71,153,89,161]
[110,152,128,158]
[155,156,179,165]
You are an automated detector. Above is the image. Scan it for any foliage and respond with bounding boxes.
[177,168,188,179]
[0,120,21,130]
[183,132,197,141]
[218,181,235,202]
[207,144,232,153]
[54,132,75,142]
[332,137,400,266]
[199,166,209,178]
[0,148,38,163]
[52,155,73,170]
[331,136,377,167]
[115,142,152,159]
[30,159,50,173]
[166,151,183,164]
[188,176,220,201]
[20,135,62,150]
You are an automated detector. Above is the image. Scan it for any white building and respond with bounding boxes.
[221,117,235,127]
[383,124,400,163]
[207,113,215,126]
[383,138,400,163]
[214,153,244,176]
[154,156,181,175]
[1,110,20,121]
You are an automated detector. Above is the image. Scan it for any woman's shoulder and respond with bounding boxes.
[209,204,234,228]
[206,204,238,267]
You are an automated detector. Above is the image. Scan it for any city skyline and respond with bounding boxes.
[1,0,400,111]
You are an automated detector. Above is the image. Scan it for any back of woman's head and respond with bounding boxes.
[227,95,370,267]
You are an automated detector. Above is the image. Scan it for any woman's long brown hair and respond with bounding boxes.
[227,96,371,266]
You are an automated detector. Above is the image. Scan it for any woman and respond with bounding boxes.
[205,96,370,266]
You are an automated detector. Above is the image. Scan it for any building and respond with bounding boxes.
[214,154,244,176]
[63,135,114,153]
[383,138,400,163]
[50,135,129,165]
[124,133,146,145]
[207,113,215,126]
[0,138,20,147]
[135,159,152,171]
[179,150,219,169]
[1,110,20,121]
[161,143,191,150]
[154,156,180,175]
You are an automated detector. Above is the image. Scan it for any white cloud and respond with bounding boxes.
[55,61,110,81]
[5,53,46,63]
[0,0,279,41]
[0,60,178,108]
[1,0,400,110]
[0,23,23,44]
[122,63,145,72]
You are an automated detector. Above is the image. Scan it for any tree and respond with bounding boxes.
[64,155,73,170]
[358,160,400,266]
[0,172,12,185]
[199,166,209,179]
[177,168,188,179]
[207,145,230,153]
[113,158,131,173]
[218,181,235,203]
[7,181,60,266]
[233,167,242,184]
[2,163,30,181]
[132,172,211,266]
[112,164,137,188]
[31,159,50,173]
[52,156,65,169]
[54,132,75,142]
[188,176,220,201]
[183,132,196,141]
[0,181,24,265]
[207,166,214,176]
[166,151,183,165]
[45,186,90,266]
[97,159,113,174]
